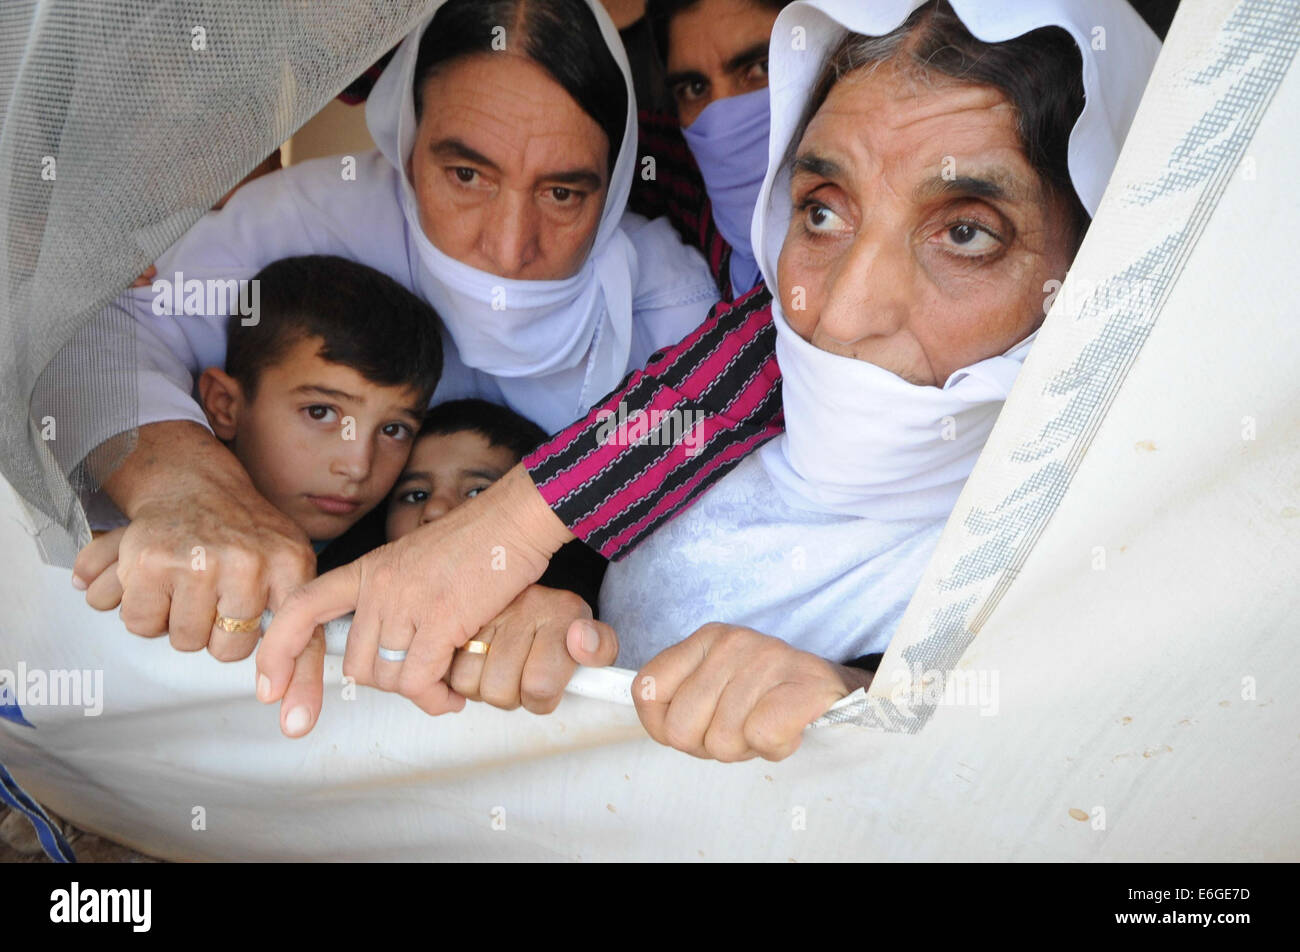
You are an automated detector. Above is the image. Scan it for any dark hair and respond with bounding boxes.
[412,0,626,174]
[417,398,547,461]
[796,0,1090,245]
[646,0,793,66]
[226,255,444,404]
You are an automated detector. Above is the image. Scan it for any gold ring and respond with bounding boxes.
[215,614,262,634]
[462,640,489,655]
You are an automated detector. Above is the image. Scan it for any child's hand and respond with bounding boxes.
[446,585,619,714]
[72,528,128,611]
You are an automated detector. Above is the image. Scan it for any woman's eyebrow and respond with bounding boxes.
[723,41,770,75]
[540,168,604,190]
[791,151,842,181]
[430,137,500,171]
[913,170,1030,204]
[664,68,708,90]
[432,136,600,190]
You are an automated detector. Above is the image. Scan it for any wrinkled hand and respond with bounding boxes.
[85,421,322,737]
[257,463,574,731]
[72,527,127,611]
[446,585,619,713]
[99,465,314,659]
[633,623,868,762]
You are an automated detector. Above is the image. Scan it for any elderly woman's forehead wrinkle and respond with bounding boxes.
[808,74,1013,151]
[835,61,1006,113]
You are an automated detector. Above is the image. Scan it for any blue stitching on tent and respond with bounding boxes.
[0,761,76,863]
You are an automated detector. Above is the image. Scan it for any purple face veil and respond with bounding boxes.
[680,87,771,294]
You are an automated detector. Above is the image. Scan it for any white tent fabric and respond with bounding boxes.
[2,0,1299,860]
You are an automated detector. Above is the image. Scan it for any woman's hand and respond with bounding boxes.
[633,623,871,762]
[72,527,127,611]
[257,463,575,730]
[447,585,619,713]
[84,421,323,735]
[88,422,316,660]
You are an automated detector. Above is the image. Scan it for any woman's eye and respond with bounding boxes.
[746,59,769,84]
[801,200,849,235]
[941,221,1000,256]
[676,79,708,103]
[549,186,575,203]
[305,405,337,422]
[453,167,477,184]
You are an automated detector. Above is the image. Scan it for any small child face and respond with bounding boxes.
[200,337,427,542]
[386,430,519,540]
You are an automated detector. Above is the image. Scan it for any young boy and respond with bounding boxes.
[373,397,609,715]
[75,254,443,607]
[384,399,546,541]
[380,399,606,608]
[201,254,441,550]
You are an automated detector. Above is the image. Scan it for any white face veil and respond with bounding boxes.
[753,0,1161,520]
[365,0,640,407]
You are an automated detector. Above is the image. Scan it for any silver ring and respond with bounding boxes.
[377,646,408,663]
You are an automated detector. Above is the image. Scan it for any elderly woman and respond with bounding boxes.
[598,0,1102,759]
[260,0,1159,751]
[58,0,719,713]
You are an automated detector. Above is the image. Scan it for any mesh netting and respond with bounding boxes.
[1,0,433,564]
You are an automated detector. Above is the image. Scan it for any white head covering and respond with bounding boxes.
[754,0,1161,519]
[366,0,640,409]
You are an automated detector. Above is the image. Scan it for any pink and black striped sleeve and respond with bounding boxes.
[523,285,784,560]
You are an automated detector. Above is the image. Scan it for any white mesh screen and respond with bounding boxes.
[1,0,432,564]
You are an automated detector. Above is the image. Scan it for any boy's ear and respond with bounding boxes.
[198,367,243,442]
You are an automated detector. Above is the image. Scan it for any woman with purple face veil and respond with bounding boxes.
[650,0,794,296]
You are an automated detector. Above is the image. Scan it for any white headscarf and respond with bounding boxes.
[366,0,640,410]
[754,0,1161,519]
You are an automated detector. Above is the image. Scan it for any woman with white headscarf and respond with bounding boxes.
[56,0,719,709]
[262,0,1160,751]
[606,0,1161,760]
